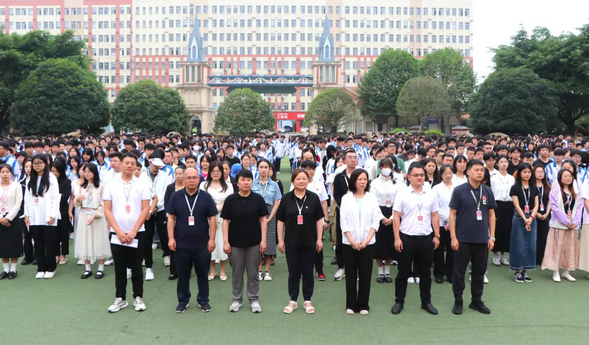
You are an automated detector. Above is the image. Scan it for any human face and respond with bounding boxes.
[210,166,223,181]
[572,154,581,165]
[408,168,425,187]
[483,144,492,153]
[563,163,575,174]
[302,152,314,162]
[51,166,60,178]
[164,152,173,165]
[386,144,396,155]
[475,151,484,161]
[24,161,32,176]
[467,164,484,182]
[110,157,120,170]
[485,157,495,168]
[226,147,234,157]
[427,148,436,159]
[355,173,368,192]
[0,167,12,182]
[200,159,210,171]
[561,170,573,186]
[520,168,532,181]
[443,156,454,165]
[344,152,358,169]
[83,167,94,181]
[523,157,534,165]
[335,159,344,168]
[436,152,444,165]
[258,162,269,177]
[185,159,196,169]
[467,150,475,161]
[497,158,509,171]
[303,167,316,179]
[540,148,549,158]
[237,176,252,192]
[534,167,545,182]
[293,171,309,191]
[455,159,467,173]
[241,156,251,169]
[511,150,521,160]
[425,162,436,175]
[184,169,200,190]
[441,168,453,183]
[122,157,136,175]
[456,147,465,156]
[33,159,46,173]
[223,164,231,179]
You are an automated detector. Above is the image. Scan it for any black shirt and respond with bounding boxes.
[276,190,324,247]
[449,182,497,243]
[509,184,538,215]
[220,192,269,248]
[533,158,553,168]
[507,161,520,175]
[224,156,241,167]
[167,189,218,250]
[333,171,351,207]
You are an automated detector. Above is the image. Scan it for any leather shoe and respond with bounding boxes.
[21,258,33,265]
[32,260,37,265]
[434,277,443,284]
[330,257,337,265]
[391,302,404,315]
[446,276,453,284]
[421,303,438,315]
[452,302,463,315]
[469,301,491,314]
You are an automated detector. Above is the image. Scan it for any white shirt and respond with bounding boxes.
[452,174,468,187]
[393,186,439,236]
[141,168,174,212]
[432,182,454,227]
[581,178,589,224]
[490,172,515,202]
[104,175,151,233]
[340,192,383,245]
[370,175,403,210]
[24,174,60,227]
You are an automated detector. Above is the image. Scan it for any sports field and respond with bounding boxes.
[3,162,589,345]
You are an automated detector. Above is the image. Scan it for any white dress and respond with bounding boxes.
[73,184,111,261]
[200,182,234,261]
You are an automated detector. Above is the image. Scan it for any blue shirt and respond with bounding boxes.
[167,189,218,250]
[252,178,282,205]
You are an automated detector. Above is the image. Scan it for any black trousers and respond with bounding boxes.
[314,248,323,271]
[452,242,488,303]
[335,208,344,269]
[343,244,375,311]
[143,210,169,268]
[57,218,71,256]
[274,158,282,172]
[20,215,34,260]
[433,227,453,279]
[111,232,145,300]
[395,233,433,304]
[30,225,58,273]
[285,243,315,301]
[176,247,210,305]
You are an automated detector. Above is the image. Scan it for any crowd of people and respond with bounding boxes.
[1,131,589,316]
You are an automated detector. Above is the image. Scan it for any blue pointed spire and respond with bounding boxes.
[318,15,334,62]
[187,14,205,62]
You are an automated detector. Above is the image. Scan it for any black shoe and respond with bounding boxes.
[384,274,393,283]
[434,277,443,284]
[469,301,491,314]
[330,257,337,265]
[391,302,404,315]
[95,270,105,279]
[168,274,177,281]
[8,271,17,280]
[199,302,212,312]
[421,303,438,315]
[376,274,385,283]
[452,302,463,315]
[21,258,33,265]
[81,270,92,279]
[32,260,37,265]
[175,303,189,313]
[0,271,8,280]
[446,276,453,284]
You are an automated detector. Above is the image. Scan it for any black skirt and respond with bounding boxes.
[495,201,514,253]
[0,218,23,258]
[374,206,397,260]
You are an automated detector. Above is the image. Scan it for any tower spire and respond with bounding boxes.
[318,15,334,62]
[187,14,205,62]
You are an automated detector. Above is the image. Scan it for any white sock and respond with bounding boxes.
[85,264,92,271]
[384,265,391,275]
[10,262,17,272]
[98,264,104,272]
[377,266,384,275]
[3,263,9,272]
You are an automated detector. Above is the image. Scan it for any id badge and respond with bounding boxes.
[417,215,423,222]
[125,204,131,213]
[524,205,530,213]
[34,198,39,204]
[386,200,392,208]
[476,211,483,221]
[567,210,572,219]
[86,208,92,215]
[540,204,545,212]
[297,215,303,225]
[188,216,195,226]
[0,206,5,214]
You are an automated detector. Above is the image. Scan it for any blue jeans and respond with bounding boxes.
[509,214,537,271]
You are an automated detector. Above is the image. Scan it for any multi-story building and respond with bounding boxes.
[2,0,473,133]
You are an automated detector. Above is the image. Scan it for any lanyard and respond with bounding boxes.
[565,193,573,212]
[122,180,134,205]
[295,195,307,215]
[521,187,530,207]
[184,191,199,217]
[86,186,92,208]
[537,185,544,205]
[470,187,482,211]
[260,181,269,197]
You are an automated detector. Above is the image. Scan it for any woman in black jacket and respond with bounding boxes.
[51,159,72,265]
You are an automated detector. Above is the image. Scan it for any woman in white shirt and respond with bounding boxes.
[24,155,60,279]
[0,164,24,280]
[451,155,468,187]
[340,169,384,315]
[370,158,403,283]
[490,155,515,266]
[432,165,454,284]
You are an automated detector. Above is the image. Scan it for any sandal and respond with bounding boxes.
[283,301,298,314]
[220,274,228,281]
[59,258,67,265]
[208,273,216,281]
[95,270,104,279]
[303,301,315,314]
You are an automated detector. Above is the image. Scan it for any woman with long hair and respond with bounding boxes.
[533,164,551,266]
[74,163,111,279]
[95,150,110,180]
[422,158,440,188]
[199,154,213,181]
[19,158,35,265]
[490,155,515,266]
[201,161,233,281]
[81,148,94,164]
[222,161,238,193]
[67,155,82,182]
[0,164,24,280]
[71,163,87,266]
[24,154,60,279]
[51,159,73,265]
[240,153,258,179]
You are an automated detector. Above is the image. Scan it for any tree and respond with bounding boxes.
[0,30,87,132]
[304,88,358,133]
[492,26,589,134]
[421,48,476,116]
[112,80,190,133]
[11,59,109,135]
[469,68,559,135]
[358,49,419,126]
[396,76,452,128]
[214,88,275,134]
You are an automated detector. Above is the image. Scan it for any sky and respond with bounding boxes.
[474,0,589,82]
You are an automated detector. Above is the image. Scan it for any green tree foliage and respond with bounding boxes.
[0,30,87,132]
[469,68,559,135]
[214,88,275,134]
[421,48,476,115]
[358,49,419,124]
[11,59,109,135]
[304,88,358,133]
[396,76,452,128]
[492,26,589,133]
[112,80,190,133]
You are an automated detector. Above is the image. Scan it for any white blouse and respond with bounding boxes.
[24,174,60,227]
[0,181,23,221]
[452,174,468,187]
[340,191,384,246]
[432,182,454,227]
[370,175,403,209]
[490,172,515,202]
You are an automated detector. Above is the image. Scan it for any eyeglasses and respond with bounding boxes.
[410,174,425,178]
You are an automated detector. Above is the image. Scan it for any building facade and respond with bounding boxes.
[2,0,473,133]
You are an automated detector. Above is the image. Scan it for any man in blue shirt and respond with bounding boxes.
[0,141,21,182]
[167,168,218,314]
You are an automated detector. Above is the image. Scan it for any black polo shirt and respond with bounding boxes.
[449,182,497,244]
[276,190,324,247]
[220,192,269,248]
[167,189,218,250]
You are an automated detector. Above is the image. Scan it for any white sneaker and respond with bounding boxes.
[552,271,561,282]
[44,271,55,279]
[104,258,114,266]
[251,301,262,313]
[407,277,415,284]
[163,256,170,267]
[108,298,128,313]
[359,310,369,315]
[334,269,345,281]
[562,271,576,282]
[145,268,154,281]
[492,252,501,266]
[484,274,489,284]
[258,271,264,280]
[127,268,132,280]
[77,260,84,265]
[151,243,158,251]
[229,302,242,312]
[35,272,45,279]
[500,257,509,266]
[133,297,147,311]
[263,272,272,281]
[415,277,420,284]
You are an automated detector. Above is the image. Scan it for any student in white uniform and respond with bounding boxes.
[452,155,468,187]
[490,155,515,267]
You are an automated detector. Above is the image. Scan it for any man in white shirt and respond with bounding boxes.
[391,163,440,316]
[104,152,151,313]
[272,135,287,174]
[101,152,122,184]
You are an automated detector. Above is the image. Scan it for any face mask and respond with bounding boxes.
[381,168,392,177]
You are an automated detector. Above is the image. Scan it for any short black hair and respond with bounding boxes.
[235,168,253,182]
[466,159,484,171]
[348,169,370,193]
[121,152,138,163]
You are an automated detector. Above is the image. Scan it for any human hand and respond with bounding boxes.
[451,238,460,251]
[395,238,403,253]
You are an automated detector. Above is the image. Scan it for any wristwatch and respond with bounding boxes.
[324,219,330,223]
[490,237,496,241]
[436,235,441,239]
